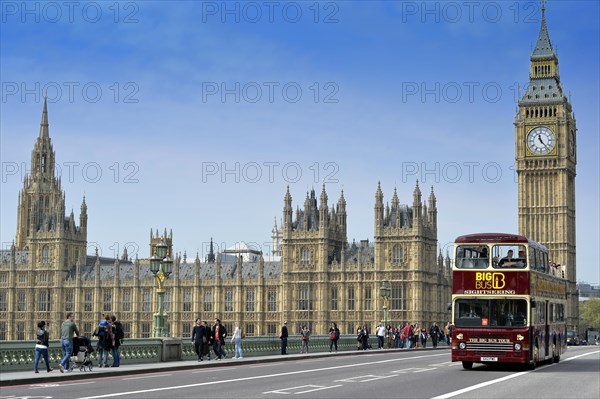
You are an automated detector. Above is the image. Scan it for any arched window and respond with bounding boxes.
[300,247,310,262]
[41,245,50,264]
[392,245,403,264]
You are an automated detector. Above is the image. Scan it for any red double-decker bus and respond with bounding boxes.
[451,233,567,370]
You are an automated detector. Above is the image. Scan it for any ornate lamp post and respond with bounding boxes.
[380,279,391,329]
[150,238,173,337]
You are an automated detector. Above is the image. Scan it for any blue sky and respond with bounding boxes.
[1,1,598,284]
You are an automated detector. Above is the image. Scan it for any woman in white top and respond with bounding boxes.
[231,322,243,359]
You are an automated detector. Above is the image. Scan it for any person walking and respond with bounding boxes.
[328,322,340,353]
[192,318,204,361]
[376,324,385,349]
[202,321,211,360]
[33,320,53,373]
[94,314,113,367]
[300,325,310,353]
[429,322,440,348]
[211,318,227,360]
[231,322,243,359]
[59,312,79,372]
[280,321,289,355]
[110,314,123,367]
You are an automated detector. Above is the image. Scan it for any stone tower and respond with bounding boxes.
[15,98,87,272]
[281,184,347,331]
[515,1,578,329]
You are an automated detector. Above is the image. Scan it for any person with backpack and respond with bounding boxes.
[94,314,113,367]
[328,322,340,353]
[110,314,124,367]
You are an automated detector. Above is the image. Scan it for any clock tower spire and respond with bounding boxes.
[515,1,578,330]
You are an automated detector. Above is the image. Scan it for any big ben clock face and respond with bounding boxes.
[527,127,555,155]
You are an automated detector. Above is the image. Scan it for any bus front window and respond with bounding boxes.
[456,245,489,269]
[455,299,528,327]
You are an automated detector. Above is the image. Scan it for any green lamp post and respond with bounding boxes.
[150,238,173,337]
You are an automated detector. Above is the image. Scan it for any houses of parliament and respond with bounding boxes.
[0,98,451,340]
[0,2,578,340]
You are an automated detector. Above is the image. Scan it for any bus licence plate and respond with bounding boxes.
[481,357,498,362]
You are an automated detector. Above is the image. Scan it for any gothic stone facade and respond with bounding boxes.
[0,100,452,340]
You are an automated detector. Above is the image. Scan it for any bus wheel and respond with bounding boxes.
[462,361,473,370]
[552,343,560,363]
[530,343,539,370]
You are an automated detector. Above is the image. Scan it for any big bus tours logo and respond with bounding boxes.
[475,272,506,290]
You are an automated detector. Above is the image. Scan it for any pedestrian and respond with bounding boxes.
[300,325,310,353]
[59,312,79,373]
[447,322,453,346]
[231,322,243,359]
[192,318,204,361]
[420,328,428,348]
[328,322,340,353]
[33,320,53,373]
[280,321,289,355]
[211,318,227,360]
[202,321,211,360]
[403,323,412,349]
[94,314,113,367]
[110,314,123,367]
[429,322,440,348]
[376,324,385,349]
[362,324,370,350]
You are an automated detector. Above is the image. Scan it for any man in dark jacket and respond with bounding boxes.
[110,314,124,367]
[191,318,204,361]
[280,321,289,354]
[211,318,227,360]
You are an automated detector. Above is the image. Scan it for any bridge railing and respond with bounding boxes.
[0,335,360,371]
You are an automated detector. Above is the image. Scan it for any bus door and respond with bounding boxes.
[544,300,550,357]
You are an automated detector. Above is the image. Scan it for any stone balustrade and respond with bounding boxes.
[1,335,357,371]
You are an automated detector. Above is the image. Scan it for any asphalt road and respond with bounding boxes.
[2,346,598,399]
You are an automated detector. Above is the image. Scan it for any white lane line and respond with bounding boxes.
[561,350,600,362]
[294,384,342,394]
[122,373,172,380]
[30,381,96,389]
[432,350,600,399]
[76,353,447,399]
[264,384,320,394]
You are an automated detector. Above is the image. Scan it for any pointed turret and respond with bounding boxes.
[532,0,554,59]
[39,96,49,138]
[207,237,216,263]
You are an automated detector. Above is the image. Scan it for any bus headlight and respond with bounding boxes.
[459,342,467,350]
[514,343,522,351]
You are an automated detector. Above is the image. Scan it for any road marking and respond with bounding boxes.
[75,353,447,399]
[122,374,172,380]
[335,374,396,383]
[562,350,599,362]
[391,367,436,374]
[293,384,342,394]
[263,384,342,395]
[30,381,96,389]
[432,350,600,399]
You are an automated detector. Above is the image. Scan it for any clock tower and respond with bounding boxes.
[515,1,578,329]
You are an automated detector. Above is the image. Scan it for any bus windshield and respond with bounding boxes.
[455,298,528,327]
[455,245,489,269]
